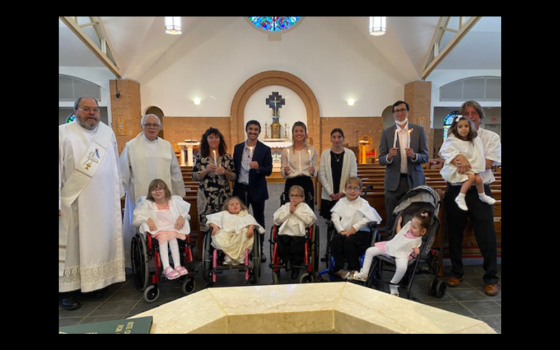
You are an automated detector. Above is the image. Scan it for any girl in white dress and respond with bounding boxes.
[349,209,431,296]
[133,179,191,280]
[439,116,495,211]
[206,196,265,264]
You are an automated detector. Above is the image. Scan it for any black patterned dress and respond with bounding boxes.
[192,153,235,231]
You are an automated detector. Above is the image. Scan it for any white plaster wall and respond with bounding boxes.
[138,17,407,118]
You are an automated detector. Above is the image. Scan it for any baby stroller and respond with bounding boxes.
[269,190,320,283]
[130,230,197,302]
[365,185,445,299]
[201,226,262,287]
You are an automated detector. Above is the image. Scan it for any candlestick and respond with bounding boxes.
[407,129,412,149]
[393,129,398,148]
[213,150,217,165]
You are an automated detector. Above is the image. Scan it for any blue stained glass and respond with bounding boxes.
[249,17,301,32]
[443,111,458,140]
[66,114,75,123]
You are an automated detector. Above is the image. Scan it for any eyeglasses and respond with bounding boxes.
[345,186,361,192]
[143,123,161,128]
[78,107,100,113]
[289,194,303,198]
[393,108,407,114]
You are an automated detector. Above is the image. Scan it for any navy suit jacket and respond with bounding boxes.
[232,140,273,202]
[378,123,429,191]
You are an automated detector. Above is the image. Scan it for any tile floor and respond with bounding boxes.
[59,183,501,333]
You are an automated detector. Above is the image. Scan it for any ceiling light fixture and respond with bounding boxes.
[369,17,386,36]
[165,17,182,35]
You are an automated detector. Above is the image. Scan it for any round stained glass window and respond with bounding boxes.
[248,17,302,32]
[66,114,75,123]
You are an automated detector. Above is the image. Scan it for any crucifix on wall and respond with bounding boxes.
[266,92,285,139]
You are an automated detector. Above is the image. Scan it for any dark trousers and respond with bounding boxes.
[444,183,499,284]
[277,235,306,267]
[330,230,370,271]
[384,174,410,231]
[234,183,266,250]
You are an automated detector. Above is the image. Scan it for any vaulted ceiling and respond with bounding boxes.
[59,16,501,83]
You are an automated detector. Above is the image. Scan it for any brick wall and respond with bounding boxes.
[109,79,142,154]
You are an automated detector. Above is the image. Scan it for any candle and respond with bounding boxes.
[393,129,398,148]
[249,147,254,159]
[407,129,413,149]
[213,150,217,165]
[308,149,312,163]
[287,148,290,163]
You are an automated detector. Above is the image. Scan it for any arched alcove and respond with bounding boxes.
[230,71,320,150]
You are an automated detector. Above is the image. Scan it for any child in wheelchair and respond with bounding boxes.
[272,185,317,279]
[133,179,191,280]
[206,196,264,265]
[330,177,382,279]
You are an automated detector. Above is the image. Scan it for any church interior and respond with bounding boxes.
[59,17,501,333]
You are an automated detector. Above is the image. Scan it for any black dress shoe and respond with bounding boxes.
[60,296,81,310]
[291,268,300,280]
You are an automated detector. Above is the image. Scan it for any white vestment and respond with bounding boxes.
[331,197,382,233]
[59,120,125,293]
[273,202,317,237]
[206,210,265,262]
[119,133,186,267]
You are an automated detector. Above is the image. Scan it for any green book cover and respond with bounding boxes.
[59,316,153,334]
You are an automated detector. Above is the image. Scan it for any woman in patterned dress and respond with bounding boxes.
[192,127,236,231]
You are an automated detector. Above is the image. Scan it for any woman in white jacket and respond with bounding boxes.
[318,128,357,219]
[133,179,191,280]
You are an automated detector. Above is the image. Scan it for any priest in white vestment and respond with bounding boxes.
[119,114,186,267]
[59,97,126,309]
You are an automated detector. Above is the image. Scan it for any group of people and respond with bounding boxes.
[59,96,501,311]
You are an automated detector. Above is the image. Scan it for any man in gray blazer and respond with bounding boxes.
[378,100,429,230]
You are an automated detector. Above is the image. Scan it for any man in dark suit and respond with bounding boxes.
[378,100,429,230]
[233,120,273,261]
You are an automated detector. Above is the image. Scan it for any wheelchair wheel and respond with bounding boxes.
[143,284,160,302]
[131,234,149,291]
[182,277,196,295]
[299,273,313,283]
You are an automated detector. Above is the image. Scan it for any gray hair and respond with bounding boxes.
[73,96,99,110]
[141,114,161,126]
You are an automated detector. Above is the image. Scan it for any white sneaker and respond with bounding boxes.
[478,193,496,205]
[389,284,399,296]
[455,195,468,211]
[350,271,367,282]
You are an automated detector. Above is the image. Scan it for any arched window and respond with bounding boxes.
[443,111,458,139]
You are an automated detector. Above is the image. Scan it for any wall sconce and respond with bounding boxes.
[193,97,201,105]
[369,17,386,36]
[347,98,356,106]
[165,17,182,35]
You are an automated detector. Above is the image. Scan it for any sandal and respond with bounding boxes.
[163,266,180,280]
[175,266,188,276]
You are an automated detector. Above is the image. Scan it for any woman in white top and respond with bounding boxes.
[318,128,358,219]
[280,121,318,210]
